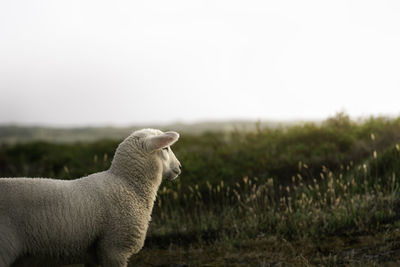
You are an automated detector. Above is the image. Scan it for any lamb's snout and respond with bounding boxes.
[169,164,182,180]
[174,165,181,175]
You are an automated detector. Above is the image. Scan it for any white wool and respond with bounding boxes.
[0,129,181,267]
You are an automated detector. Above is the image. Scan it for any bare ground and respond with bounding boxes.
[129,227,400,266]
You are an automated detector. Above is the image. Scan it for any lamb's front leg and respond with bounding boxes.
[97,249,130,267]
[97,239,136,267]
[97,231,146,267]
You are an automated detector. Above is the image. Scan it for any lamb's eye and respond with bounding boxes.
[162,147,169,151]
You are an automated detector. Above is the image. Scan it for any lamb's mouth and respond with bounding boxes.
[169,169,181,180]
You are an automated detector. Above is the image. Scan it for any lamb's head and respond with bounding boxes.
[142,129,182,180]
[110,128,182,181]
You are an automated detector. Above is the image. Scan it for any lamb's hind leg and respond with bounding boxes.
[0,223,22,267]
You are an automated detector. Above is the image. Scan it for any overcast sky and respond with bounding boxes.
[0,0,399,126]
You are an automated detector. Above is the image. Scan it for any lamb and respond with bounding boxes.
[0,128,182,267]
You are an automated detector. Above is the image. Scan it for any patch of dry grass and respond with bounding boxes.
[130,228,400,266]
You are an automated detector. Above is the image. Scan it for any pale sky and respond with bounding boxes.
[1,0,400,126]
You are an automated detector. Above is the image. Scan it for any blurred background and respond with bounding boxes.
[2,1,400,265]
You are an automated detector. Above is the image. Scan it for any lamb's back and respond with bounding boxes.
[0,173,107,259]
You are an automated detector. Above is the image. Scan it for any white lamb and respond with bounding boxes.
[0,129,182,267]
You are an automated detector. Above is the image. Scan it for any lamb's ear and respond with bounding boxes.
[146,131,180,152]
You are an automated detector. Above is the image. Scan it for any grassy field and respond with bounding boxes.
[1,113,400,266]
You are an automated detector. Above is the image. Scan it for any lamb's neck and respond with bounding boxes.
[108,166,162,210]
[131,172,162,210]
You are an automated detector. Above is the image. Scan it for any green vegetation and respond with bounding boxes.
[1,113,400,265]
